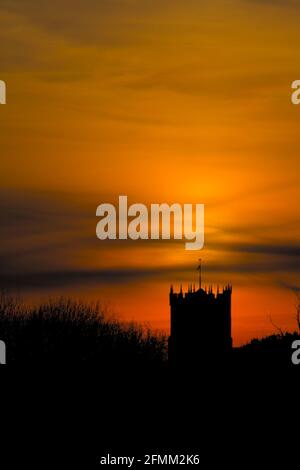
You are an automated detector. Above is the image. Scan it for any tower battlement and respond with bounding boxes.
[170,284,232,302]
[169,282,232,368]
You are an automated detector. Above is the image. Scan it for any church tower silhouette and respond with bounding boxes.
[168,261,232,368]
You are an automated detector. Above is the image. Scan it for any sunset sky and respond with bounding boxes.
[0,0,300,344]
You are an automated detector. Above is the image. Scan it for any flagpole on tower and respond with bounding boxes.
[197,258,202,290]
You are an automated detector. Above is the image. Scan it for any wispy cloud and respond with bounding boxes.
[0,189,299,291]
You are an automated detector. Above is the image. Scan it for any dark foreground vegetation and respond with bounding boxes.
[235,331,300,371]
[1,294,299,466]
[0,293,167,368]
[0,292,299,373]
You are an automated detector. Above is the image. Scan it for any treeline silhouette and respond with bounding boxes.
[0,292,167,368]
[0,292,299,372]
[232,332,299,375]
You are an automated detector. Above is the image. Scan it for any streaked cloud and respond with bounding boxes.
[1,0,299,341]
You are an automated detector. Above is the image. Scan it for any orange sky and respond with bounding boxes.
[0,0,300,345]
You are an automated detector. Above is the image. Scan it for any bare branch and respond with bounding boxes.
[268,315,284,336]
[296,294,300,333]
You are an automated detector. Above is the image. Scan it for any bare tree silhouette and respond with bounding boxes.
[296,294,300,333]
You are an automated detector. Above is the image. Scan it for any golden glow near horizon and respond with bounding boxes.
[0,1,300,344]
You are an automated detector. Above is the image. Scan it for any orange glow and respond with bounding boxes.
[0,1,299,345]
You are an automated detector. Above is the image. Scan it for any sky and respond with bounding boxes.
[0,0,300,344]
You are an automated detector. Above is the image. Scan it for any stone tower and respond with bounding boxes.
[169,283,232,368]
